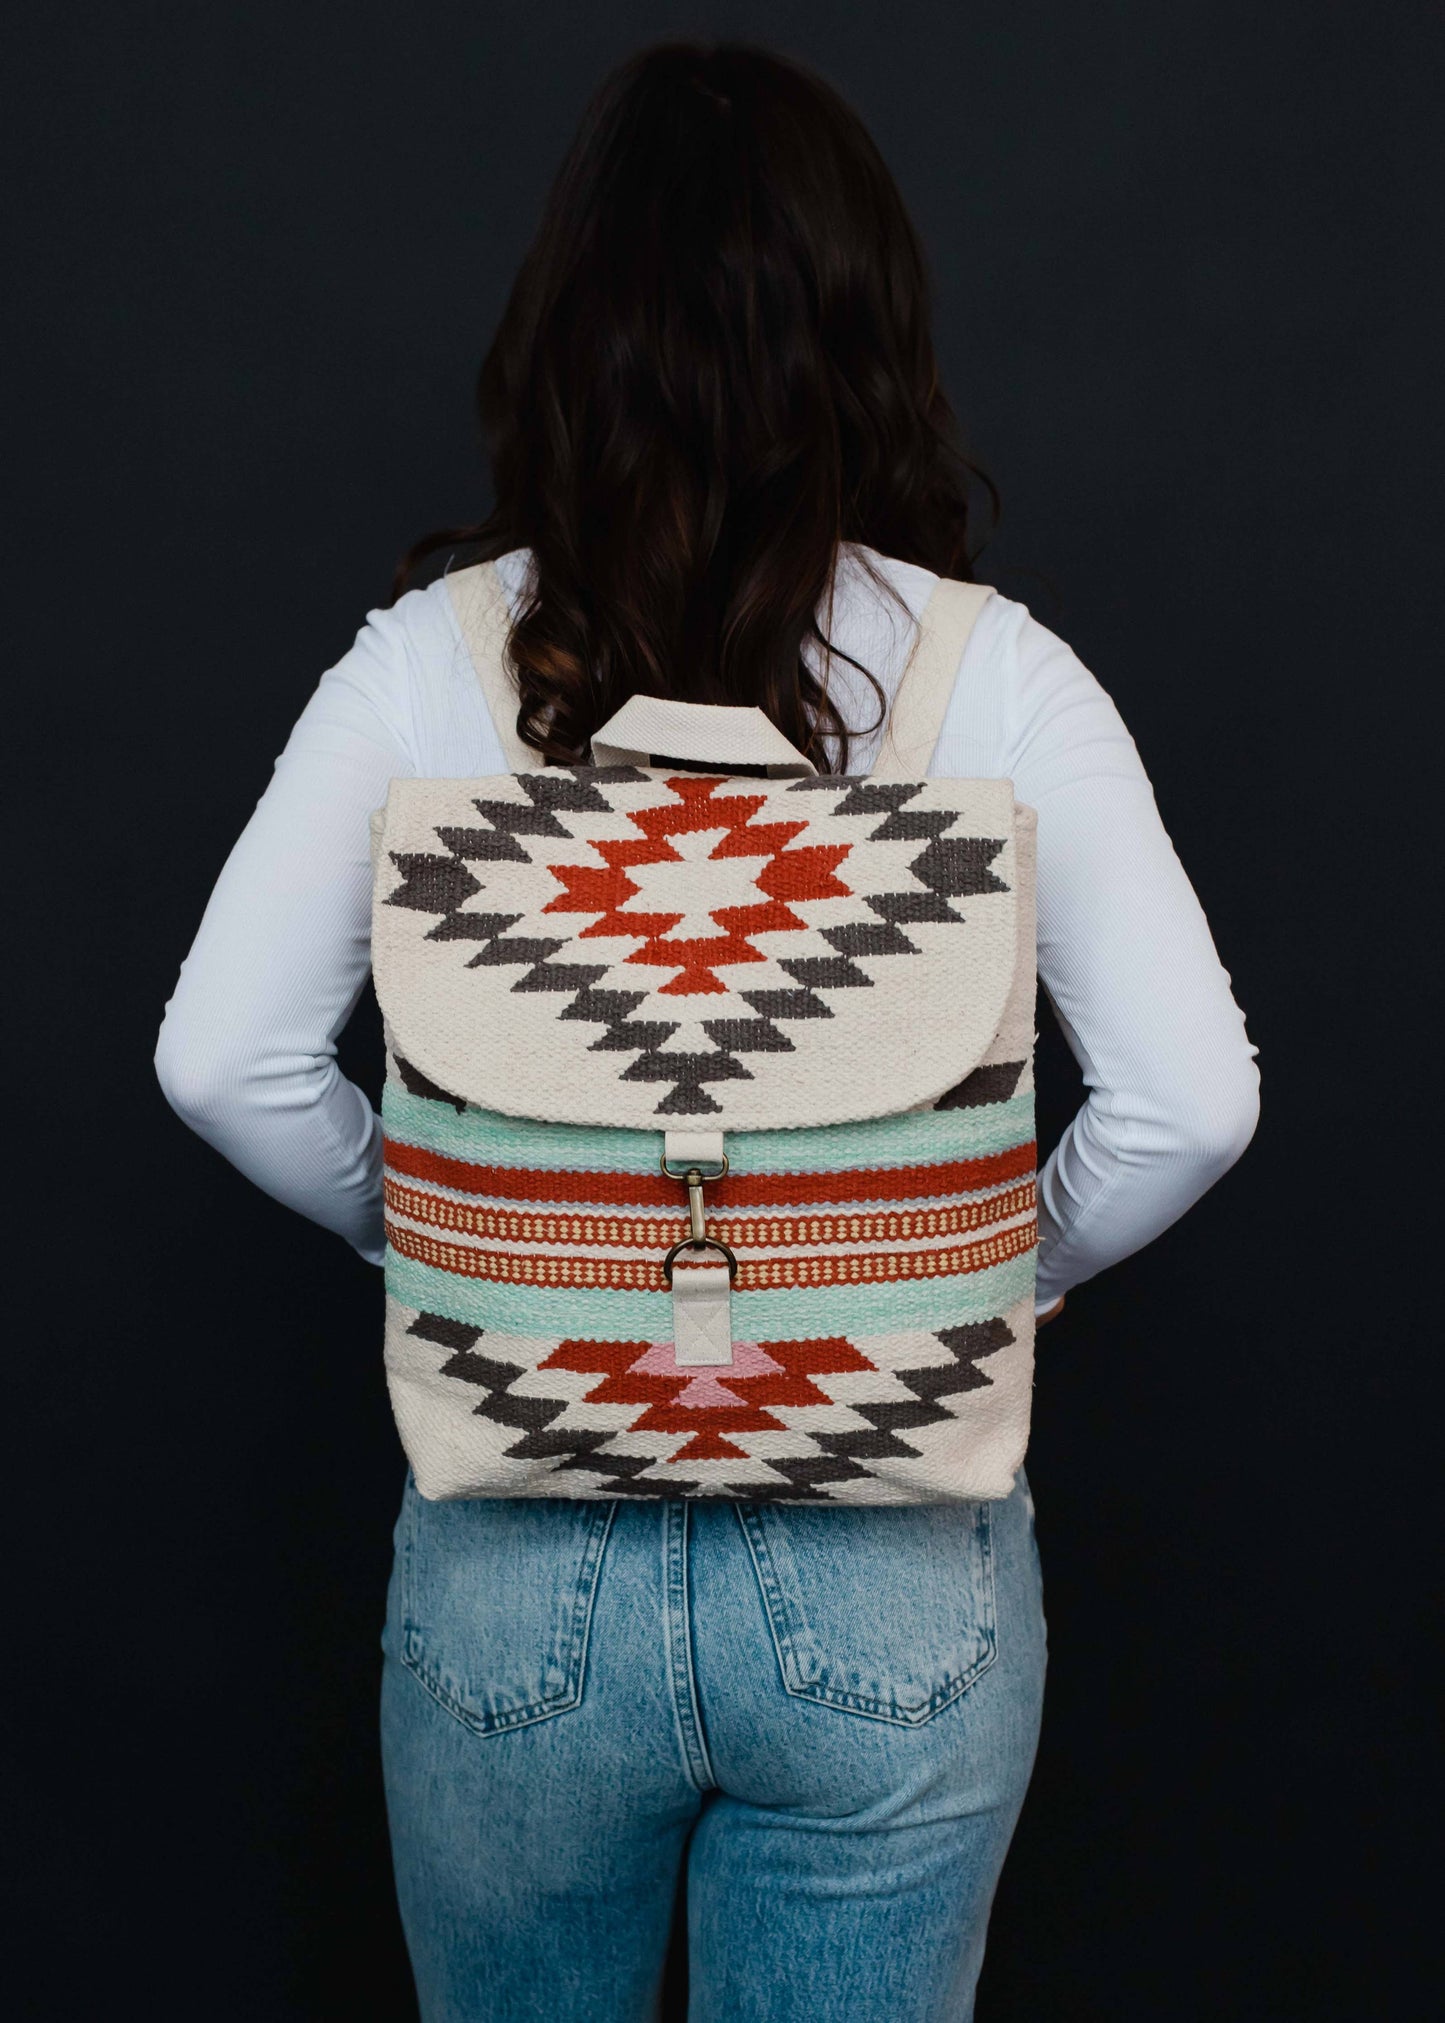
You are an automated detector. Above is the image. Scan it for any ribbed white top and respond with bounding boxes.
[154,543,1259,1311]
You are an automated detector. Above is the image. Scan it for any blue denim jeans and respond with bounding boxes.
[379,1470,1045,2022]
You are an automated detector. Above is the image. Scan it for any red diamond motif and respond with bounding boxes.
[541,775,853,995]
[537,1335,877,1468]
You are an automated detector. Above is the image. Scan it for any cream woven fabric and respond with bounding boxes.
[368,564,1040,1504]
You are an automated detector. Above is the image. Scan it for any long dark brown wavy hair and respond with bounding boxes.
[396,42,995,772]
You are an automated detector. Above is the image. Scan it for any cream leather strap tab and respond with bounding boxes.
[662,1128,726,1171]
[873,578,994,779]
[448,558,987,783]
[446,560,540,773]
[592,695,816,777]
[661,1128,733,1365]
[669,1259,736,1365]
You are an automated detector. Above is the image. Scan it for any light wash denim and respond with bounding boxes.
[379,1470,1045,2022]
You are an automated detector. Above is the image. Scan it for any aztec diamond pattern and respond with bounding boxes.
[399,1308,1016,1502]
[372,761,1037,1504]
[377,1056,1039,1502]
[374,769,1015,1121]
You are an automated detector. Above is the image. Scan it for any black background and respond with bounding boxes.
[7,3,1440,2017]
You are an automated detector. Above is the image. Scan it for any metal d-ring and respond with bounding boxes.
[662,1233,739,1286]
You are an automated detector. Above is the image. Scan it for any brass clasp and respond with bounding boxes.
[658,1153,738,1285]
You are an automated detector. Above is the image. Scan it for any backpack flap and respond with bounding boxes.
[370,764,1021,1131]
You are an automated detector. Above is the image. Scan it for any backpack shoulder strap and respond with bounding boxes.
[446,559,541,772]
[449,557,990,781]
[870,577,993,779]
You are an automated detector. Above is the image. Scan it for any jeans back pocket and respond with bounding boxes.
[737,1498,996,1725]
[394,1473,615,1736]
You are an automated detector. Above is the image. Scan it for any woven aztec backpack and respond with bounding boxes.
[369,560,1038,1505]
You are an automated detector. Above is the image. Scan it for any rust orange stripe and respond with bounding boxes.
[383,1177,1036,1249]
[383,1137,1037,1208]
[385,1218,1036,1290]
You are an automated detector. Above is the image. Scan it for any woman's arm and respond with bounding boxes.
[959,596,1260,1311]
[153,598,428,1265]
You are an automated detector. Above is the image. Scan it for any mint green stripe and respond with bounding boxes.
[384,1247,1036,1339]
[382,1086,1034,1175]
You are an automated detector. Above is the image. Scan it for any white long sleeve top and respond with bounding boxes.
[154,543,1259,1311]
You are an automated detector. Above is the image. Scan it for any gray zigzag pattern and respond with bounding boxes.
[385,772,1007,1115]
[406,1310,1013,1503]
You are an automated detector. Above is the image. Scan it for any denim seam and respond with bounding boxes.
[735,1502,1000,1727]
[662,1501,715,1791]
[399,1498,616,1737]
[735,1502,801,1681]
